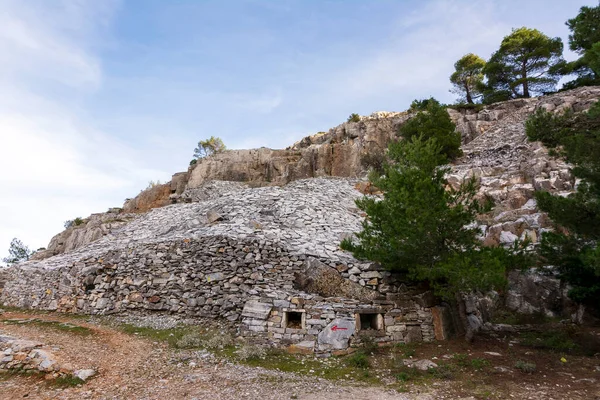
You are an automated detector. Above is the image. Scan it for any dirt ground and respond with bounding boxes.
[1,310,599,400]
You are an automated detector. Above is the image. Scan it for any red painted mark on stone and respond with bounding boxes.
[331,325,348,331]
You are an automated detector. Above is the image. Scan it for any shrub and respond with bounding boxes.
[520,330,577,352]
[64,217,85,229]
[360,150,386,175]
[347,113,361,123]
[203,332,234,349]
[175,332,204,349]
[469,358,490,371]
[347,351,370,369]
[399,98,462,161]
[514,360,537,373]
[236,344,267,361]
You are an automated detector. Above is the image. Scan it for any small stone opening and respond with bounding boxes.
[284,311,304,329]
[84,283,95,293]
[356,312,384,331]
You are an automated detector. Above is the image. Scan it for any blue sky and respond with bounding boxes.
[0,0,597,256]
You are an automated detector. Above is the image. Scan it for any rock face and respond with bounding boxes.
[31,210,138,261]
[186,111,408,189]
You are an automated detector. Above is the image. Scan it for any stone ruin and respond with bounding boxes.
[2,86,600,354]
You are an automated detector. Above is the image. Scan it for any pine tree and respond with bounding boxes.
[526,102,600,308]
[2,238,32,265]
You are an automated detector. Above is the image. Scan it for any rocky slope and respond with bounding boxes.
[33,87,600,261]
[8,86,600,325]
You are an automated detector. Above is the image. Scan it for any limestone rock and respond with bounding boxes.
[317,318,356,351]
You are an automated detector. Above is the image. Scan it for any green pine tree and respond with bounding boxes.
[526,102,600,308]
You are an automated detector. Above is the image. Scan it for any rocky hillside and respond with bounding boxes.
[30,87,600,267]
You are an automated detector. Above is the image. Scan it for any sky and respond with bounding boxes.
[0,0,597,258]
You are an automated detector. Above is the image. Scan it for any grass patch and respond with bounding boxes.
[347,351,370,369]
[519,330,577,353]
[3,318,93,336]
[52,375,85,388]
[394,342,416,358]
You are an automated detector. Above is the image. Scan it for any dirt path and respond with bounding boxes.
[0,312,433,400]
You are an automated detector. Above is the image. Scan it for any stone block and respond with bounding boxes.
[241,301,272,320]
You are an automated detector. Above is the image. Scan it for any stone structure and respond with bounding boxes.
[2,87,600,353]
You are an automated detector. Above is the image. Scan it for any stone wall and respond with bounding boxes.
[1,235,437,354]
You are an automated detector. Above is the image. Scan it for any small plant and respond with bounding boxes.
[347,351,370,369]
[203,332,233,349]
[520,330,577,352]
[359,334,378,353]
[189,159,197,166]
[64,217,85,229]
[52,375,85,388]
[469,358,490,371]
[236,344,267,361]
[175,332,204,349]
[347,113,361,123]
[360,150,386,175]
[428,363,455,380]
[395,371,411,382]
[396,343,416,358]
[453,353,469,367]
[514,360,536,373]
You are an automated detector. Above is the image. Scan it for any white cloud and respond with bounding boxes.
[0,0,164,254]
[326,0,509,103]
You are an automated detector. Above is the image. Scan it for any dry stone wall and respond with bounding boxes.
[1,234,436,354]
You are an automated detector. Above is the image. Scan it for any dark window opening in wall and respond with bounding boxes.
[285,311,303,329]
[357,313,383,331]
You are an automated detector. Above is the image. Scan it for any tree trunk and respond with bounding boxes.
[522,62,530,98]
[465,86,473,104]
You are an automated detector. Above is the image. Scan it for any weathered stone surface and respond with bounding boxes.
[317,318,356,351]
[73,368,96,381]
[241,301,273,320]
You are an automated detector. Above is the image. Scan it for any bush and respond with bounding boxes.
[399,97,462,161]
[514,360,536,373]
[236,344,267,361]
[175,332,204,349]
[347,113,361,123]
[347,351,370,369]
[520,330,577,352]
[360,150,386,175]
[64,217,85,229]
[203,332,233,349]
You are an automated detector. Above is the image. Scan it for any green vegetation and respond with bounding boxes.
[193,136,226,159]
[449,6,600,104]
[562,4,600,89]
[3,319,93,336]
[64,217,85,229]
[398,97,462,160]
[450,53,486,104]
[52,375,85,388]
[483,27,564,100]
[347,351,370,369]
[514,360,537,373]
[519,330,577,353]
[341,134,530,304]
[347,113,361,123]
[2,238,32,265]
[525,102,600,307]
